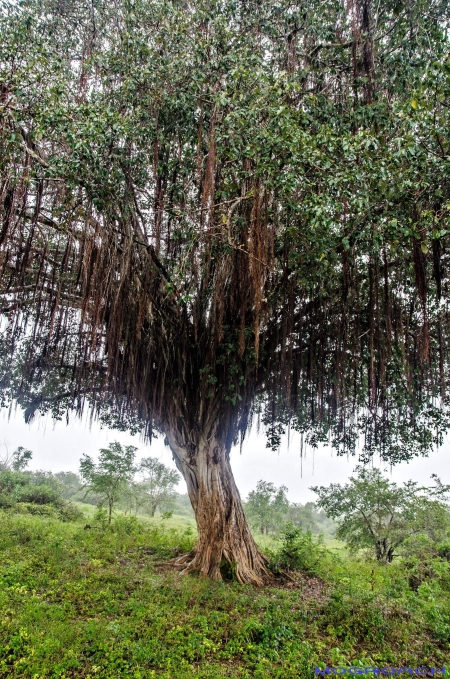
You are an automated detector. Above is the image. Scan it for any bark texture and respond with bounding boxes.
[375,537,395,564]
[166,431,269,586]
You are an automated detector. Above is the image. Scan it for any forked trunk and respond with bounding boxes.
[166,432,269,586]
[376,537,395,564]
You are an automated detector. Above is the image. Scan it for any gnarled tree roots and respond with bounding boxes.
[169,545,270,586]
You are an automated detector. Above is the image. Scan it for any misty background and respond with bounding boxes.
[1,406,448,503]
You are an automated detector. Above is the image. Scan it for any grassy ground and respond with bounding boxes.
[0,511,449,679]
[75,503,197,533]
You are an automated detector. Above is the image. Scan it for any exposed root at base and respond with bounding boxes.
[156,552,329,599]
[162,549,272,587]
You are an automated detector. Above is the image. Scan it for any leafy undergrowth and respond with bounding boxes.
[0,512,449,679]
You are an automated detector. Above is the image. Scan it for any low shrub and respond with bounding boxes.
[113,515,144,535]
[0,470,29,507]
[0,470,82,522]
[58,502,84,522]
[437,541,450,561]
[268,523,328,575]
[401,534,450,592]
[15,502,60,518]
[14,501,83,522]
[15,483,63,506]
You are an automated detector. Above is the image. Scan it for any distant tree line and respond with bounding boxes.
[0,445,82,521]
[244,469,450,567]
[244,480,335,538]
[0,441,190,523]
[79,442,183,523]
[2,442,448,569]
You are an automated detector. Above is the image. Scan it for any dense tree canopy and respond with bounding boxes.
[1,0,450,583]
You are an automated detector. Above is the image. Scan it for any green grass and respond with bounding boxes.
[0,511,449,679]
[75,503,197,533]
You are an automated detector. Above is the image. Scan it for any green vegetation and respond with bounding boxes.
[268,524,329,576]
[245,481,289,535]
[3,0,450,583]
[0,505,449,679]
[130,457,181,517]
[0,449,82,522]
[0,455,449,676]
[312,467,450,563]
[80,443,138,524]
[244,480,334,538]
[0,441,192,530]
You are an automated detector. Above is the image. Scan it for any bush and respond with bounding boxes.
[0,492,14,509]
[0,470,29,507]
[57,503,84,522]
[15,502,60,518]
[0,469,28,493]
[269,523,328,575]
[113,515,143,535]
[0,469,83,522]
[15,483,63,507]
[92,506,109,528]
[14,501,83,522]
[399,534,450,592]
[437,541,450,561]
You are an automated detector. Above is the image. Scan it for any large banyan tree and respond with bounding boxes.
[1,0,450,584]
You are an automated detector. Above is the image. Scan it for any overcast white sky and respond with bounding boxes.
[1,406,449,503]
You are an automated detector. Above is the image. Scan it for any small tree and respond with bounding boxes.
[79,442,137,524]
[138,457,181,517]
[11,446,33,471]
[286,502,335,537]
[0,445,33,472]
[54,471,83,500]
[312,468,450,563]
[245,480,289,535]
[119,481,151,516]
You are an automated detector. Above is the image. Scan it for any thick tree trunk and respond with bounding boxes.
[166,432,269,586]
[375,537,394,563]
